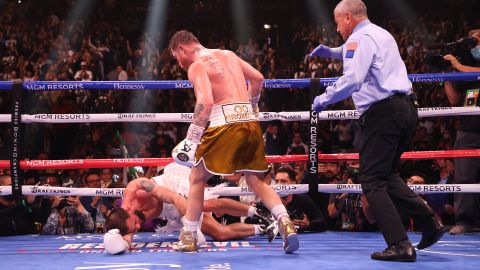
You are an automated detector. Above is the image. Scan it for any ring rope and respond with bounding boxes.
[1,107,479,123]
[0,72,479,91]
[0,183,478,197]
[0,149,478,169]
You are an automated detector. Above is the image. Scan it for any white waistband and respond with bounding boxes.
[209,103,256,127]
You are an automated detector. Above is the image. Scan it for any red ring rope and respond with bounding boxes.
[0,149,478,170]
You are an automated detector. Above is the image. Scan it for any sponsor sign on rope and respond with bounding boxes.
[0,149,479,169]
[1,107,478,123]
[0,184,479,197]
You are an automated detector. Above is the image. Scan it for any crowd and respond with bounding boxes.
[0,0,479,236]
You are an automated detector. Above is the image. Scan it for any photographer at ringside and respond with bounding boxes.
[275,167,328,232]
[42,196,94,235]
[442,29,480,235]
[327,160,376,231]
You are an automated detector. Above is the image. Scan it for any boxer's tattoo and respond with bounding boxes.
[140,179,155,192]
[193,103,204,119]
[205,56,225,78]
[192,103,212,127]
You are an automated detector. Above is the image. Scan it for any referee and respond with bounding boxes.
[310,0,446,262]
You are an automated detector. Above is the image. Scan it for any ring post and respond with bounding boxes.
[10,80,24,197]
[308,78,322,189]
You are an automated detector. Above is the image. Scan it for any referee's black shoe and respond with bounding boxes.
[417,216,447,250]
[371,240,416,262]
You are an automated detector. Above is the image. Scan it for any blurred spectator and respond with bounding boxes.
[74,62,93,81]
[79,172,113,233]
[424,159,455,225]
[264,123,287,155]
[0,134,8,160]
[406,173,427,185]
[286,131,308,155]
[333,120,353,150]
[0,175,50,235]
[100,168,115,188]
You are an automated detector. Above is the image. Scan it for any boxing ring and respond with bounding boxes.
[1,73,480,269]
[1,232,479,270]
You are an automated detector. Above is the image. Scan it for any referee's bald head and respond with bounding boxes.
[334,0,368,18]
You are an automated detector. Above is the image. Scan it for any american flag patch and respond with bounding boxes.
[345,42,358,58]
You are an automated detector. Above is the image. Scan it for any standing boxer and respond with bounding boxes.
[169,30,298,253]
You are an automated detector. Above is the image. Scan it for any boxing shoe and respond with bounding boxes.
[254,208,275,226]
[173,229,198,252]
[259,220,279,243]
[371,240,416,262]
[278,216,299,253]
[417,216,447,249]
[252,204,279,242]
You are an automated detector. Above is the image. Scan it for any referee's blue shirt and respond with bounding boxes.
[315,19,412,114]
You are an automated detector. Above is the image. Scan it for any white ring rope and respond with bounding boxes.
[1,184,479,197]
[0,107,479,123]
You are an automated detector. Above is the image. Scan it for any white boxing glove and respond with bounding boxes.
[103,229,129,255]
[172,124,205,167]
[172,138,198,167]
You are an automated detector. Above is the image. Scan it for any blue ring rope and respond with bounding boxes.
[0,72,478,91]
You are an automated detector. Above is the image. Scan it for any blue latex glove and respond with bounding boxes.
[310,44,333,58]
[312,96,325,112]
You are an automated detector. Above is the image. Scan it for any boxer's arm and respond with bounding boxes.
[121,178,144,208]
[171,62,212,166]
[237,55,264,99]
[139,179,187,216]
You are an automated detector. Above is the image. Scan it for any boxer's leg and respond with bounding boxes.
[185,160,212,223]
[174,160,212,252]
[245,172,299,253]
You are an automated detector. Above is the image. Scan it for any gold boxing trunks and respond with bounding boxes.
[194,102,268,175]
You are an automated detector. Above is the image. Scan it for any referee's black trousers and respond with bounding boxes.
[358,94,434,246]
